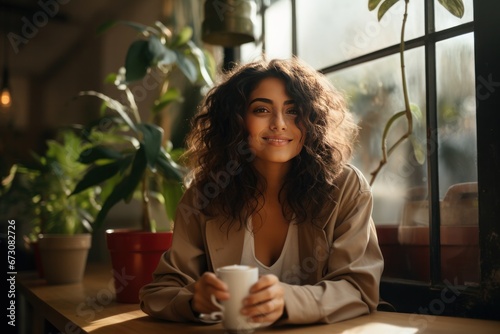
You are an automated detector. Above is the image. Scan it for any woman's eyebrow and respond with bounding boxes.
[248,98,295,106]
[248,97,272,105]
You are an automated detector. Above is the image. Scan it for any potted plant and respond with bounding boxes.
[1,129,101,284]
[71,20,214,302]
[367,0,470,281]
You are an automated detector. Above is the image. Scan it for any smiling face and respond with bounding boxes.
[244,77,305,170]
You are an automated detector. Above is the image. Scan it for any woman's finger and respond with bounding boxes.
[244,297,284,323]
[192,272,229,314]
[241,274,285,323]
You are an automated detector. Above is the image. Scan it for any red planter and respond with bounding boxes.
[376,224,480,284]
[106,229,173,303]
[376,225,410,278]
[398,225,480,285]
[391,182,480,284]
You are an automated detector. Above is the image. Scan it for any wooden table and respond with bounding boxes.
[17,264,500,334]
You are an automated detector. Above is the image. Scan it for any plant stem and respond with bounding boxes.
[141,171,152,231]
[125,87,141,124]
[370,0,413,186]
[400,0,413,133]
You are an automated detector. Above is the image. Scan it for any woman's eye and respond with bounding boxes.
[254,107,269,113]
[287,108,298,115]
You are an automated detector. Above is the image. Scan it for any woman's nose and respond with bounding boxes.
[270,112,286,131]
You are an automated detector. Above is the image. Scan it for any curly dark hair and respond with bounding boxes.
[183,57,358,228]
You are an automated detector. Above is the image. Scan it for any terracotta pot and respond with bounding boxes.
[398,226,479,284]
[106,229,173,303]
[396,182,480,284]
[38,234,92,284]
[376,225,409,278]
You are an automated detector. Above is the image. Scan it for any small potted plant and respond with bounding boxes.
[1,129,101,284]
[71,20,214,302]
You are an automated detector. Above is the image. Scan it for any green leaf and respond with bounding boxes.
[99,101,108,116]
[92,146,147,228]
[77,145,122,164]
[125,40,153,82]
[174,50,198,83]
[78,91,137,132]
[104,72,117,84]
[71,161,123,196]
[186,41,214,86]
[201,50,216,86]
[368,0,384,11]
[410,103,423,123]
[0,164,17,195]
[437,0,464,18]
[152,88,183,114]
[162,179,184,222]
[156,151,185,182]
[378,0,399,21]
[168,147,185,163]
[137,123,163,169]
[171,26,193,47]
[82,115,121,134]
[123,145,148,203]
[149,36,177,65]
[410,135,426,165]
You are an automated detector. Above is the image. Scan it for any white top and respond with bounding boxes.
[240,217,300,284]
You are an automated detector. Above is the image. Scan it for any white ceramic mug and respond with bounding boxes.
[207,264,263,333]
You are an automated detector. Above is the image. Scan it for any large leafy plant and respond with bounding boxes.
[71,21,214,232]
[1,130,101,240]
[367,0,464,185]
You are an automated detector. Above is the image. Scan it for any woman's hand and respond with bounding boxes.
[241,274,285,324]
[192,272,230,314]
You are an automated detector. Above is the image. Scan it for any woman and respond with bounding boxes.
[139,57,384,325]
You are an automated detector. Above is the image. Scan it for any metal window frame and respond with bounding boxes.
[257,0,499,318]
[317,4,475,287]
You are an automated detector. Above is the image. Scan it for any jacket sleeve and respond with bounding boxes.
[278,167,384,324]
[139,188,207,322]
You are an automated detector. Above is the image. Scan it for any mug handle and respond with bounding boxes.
[198,295,224,323]
[210,295,224,314]
[206,295,272,329]
[207,294,224,321]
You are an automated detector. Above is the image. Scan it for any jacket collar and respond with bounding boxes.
[205,217,246,271]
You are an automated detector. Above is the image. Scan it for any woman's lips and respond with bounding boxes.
[263,136,292,146]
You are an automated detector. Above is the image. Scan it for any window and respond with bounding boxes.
[239,0,500,319]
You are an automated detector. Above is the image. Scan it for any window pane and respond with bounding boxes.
[327,48,426,225]
[436,33,479,286]
[435,0,474,31]
[328,48,428,280]
[264,0,292,60]
[297,0,424,69]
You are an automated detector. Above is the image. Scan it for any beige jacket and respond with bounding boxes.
[139,164,384,325]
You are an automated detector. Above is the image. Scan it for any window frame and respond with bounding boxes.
[236,0,499,319]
